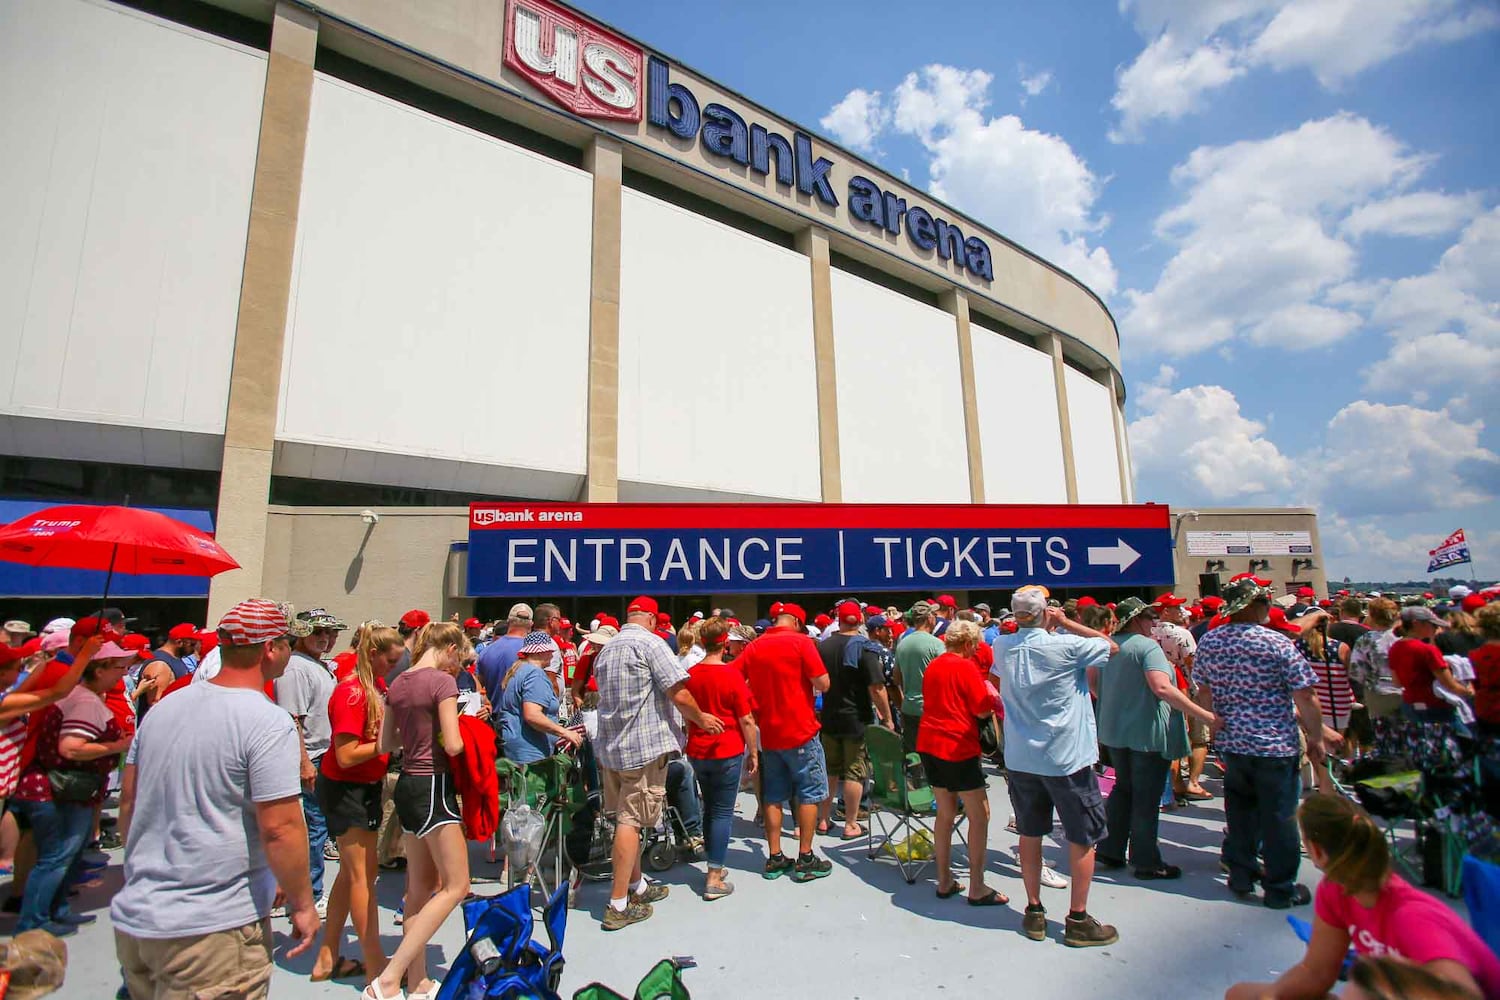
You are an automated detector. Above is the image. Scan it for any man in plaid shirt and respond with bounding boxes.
[593,596,723,930]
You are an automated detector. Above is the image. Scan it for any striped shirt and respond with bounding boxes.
[593,624,689,771]
[15,685,120,804]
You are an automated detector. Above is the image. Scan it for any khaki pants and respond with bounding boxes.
[378,769,406,864]
[116,918,272,1000]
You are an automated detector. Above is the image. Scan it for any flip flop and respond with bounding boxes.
[313,957,366,982]
[840,826,867,841]
[1183,789,1215,801]
[967,888,1009,906]
[936,882,966,899]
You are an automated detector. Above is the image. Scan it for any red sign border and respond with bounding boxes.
[470,502,1170,532]
[503,0,644,123]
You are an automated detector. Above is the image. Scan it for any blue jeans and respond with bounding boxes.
[690,755,743,869]
[302,784,328,900]
[14,797,95,930]
[666,758,703,838]
[1221,753,1301,902]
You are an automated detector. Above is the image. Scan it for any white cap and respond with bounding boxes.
[1011,586,1050,622]
[1450,585,1472,599]
[41,617,75,635]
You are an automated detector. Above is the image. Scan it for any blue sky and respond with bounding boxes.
[580,0,1500,583]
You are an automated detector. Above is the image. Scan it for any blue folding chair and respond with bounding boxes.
[1285,915,1354,981]
[1462,854,1500,956]
[434,882,569,1000]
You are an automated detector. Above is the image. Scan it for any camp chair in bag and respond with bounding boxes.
[434,882,568,1000]
[864,724,958,884]
[572,958,693,1000]
[498,752,591,904]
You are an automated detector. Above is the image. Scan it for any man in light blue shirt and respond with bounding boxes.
[991,585,1118,949]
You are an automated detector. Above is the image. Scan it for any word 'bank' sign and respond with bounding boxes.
[467,503,1173,597]
[504,0,643,121]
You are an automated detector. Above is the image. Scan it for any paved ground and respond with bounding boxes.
[23,767,1382,999]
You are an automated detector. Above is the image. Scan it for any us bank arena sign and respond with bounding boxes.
[503,0,996,281]
[467,503,1174,597]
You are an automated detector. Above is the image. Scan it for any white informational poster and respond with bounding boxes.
[1249,531,1313,555]
[1186,531,1251,555]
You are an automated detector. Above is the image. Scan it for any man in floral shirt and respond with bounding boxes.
[1195,578,1327,910]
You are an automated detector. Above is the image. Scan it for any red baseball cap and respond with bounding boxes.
[1296,586,1316,599]
[399,609,431,630]
[1318,598,1335,608]
[1229,572,1273,587]
[1153,593,1187,607]
[596,614,620,629]
[628,596,659,616]
[1201,596,1225,610]
[1076,596,1098,609]
[837,600,861,624]
[168,622,198,641]
[769,601,807,626]
[1462,594,1486,613]
[120,633,151,652]
[71,616,118,641]
[1422,591,1434,599]
[813,613,832,628]
[934,594,957,608]
[656,611,672,626]
[1266,607,1303,636]
[462,617,483,629]
[1106,602,1117,610]
[864,604,882,616]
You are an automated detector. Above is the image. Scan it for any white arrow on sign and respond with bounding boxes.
[1087,538,1141,573]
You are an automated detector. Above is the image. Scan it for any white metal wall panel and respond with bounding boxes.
[831,269,970,503]
[0,0,264,436]
[279,75,593,477]
[618,189,821,501]
[1066,367,1124,503]
[971,331,1068,503]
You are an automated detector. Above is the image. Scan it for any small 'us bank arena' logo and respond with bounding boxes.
[503,0,644,122]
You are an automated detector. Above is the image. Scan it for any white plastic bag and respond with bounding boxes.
[501,804,546,871]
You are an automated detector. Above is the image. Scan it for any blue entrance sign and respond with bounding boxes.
[467,503,1173,597]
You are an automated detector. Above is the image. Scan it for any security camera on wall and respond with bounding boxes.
[360,510,379,525]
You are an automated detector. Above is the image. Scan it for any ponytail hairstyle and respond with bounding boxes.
[412,621,472,669]
[698,616,730,654]
[1297,794,1390,896]
[355,624,402,735]
[676,621,700,656]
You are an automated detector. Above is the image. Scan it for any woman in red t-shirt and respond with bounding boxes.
[1471,603,1500,736]
[917,620,1003,906]
[684,617,758,901]
[311,624,402,985]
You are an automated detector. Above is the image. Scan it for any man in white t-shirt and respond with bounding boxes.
[112,599,318,999]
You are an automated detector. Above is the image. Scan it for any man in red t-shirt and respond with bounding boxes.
[1389,607,1473,723]
[736,602,832,882]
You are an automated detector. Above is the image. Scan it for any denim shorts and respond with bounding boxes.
[761,737,829,806]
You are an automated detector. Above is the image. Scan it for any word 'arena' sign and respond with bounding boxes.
[467,503,1173,597]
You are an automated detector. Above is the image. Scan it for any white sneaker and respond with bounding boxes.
[268,905,286,918]
[315,896,328,919]
[1040,866,1068,889]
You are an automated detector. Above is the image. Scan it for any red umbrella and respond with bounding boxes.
[0,505,239,601]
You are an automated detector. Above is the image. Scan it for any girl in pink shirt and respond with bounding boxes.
[1227,794,1500,999]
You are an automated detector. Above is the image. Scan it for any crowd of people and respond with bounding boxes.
[0,575,1497,998]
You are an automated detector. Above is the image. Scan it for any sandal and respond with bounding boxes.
[362,982,405,1000]
[409,979,441,1000]
[839,826,867,841]
[313,957,366,982]
[1135,864,1182,880]
[967,888,1008,906]
[936,882,966,899]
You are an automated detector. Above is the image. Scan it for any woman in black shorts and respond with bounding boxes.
[368,622,472,1000]
[916,619,1005,906]
[312,623,403,985]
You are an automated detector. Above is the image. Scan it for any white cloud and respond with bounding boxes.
[1109,34,1246,142]
[819,65,1118,298]
[1128,371,1295,502]
[1123,114,1422,356]
[1311,400,1500,515]
[1111,0,1500,140]
[1342,191,1485,239]
[1362,331,1500,393]
[1019,67,1053,99]
[818,88,889,154]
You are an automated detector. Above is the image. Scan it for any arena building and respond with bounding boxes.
[3,0,1157,624]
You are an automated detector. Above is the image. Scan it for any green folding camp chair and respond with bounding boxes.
[572,958,692,1000]
[864,723,949,884]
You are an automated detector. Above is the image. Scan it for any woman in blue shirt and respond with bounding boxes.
[498,632,581,763]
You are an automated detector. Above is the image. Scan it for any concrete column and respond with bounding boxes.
[583,136,624,503]
[794,227,841,502]
[940,289,984,503]
[1048,333,1080,504]
[1106,368,1134,503]
[208,3,318,620]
